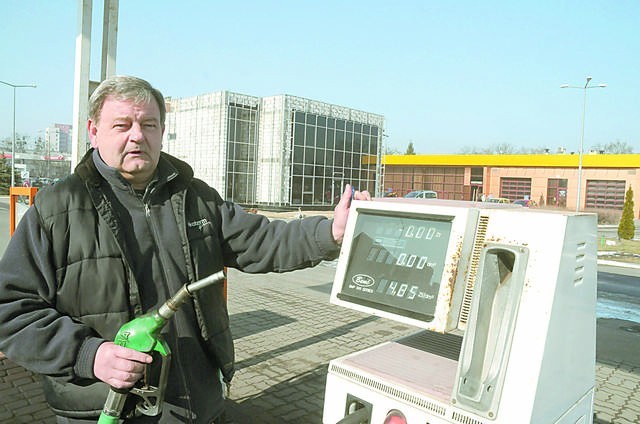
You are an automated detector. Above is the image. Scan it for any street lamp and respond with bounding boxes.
[560,76,606,212]
[0,80,37,187]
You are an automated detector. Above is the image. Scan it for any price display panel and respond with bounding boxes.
[336,210,453,322]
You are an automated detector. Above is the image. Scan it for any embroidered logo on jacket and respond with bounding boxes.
[188,218,211,231]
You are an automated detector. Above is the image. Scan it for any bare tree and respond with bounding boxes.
[604,140,634,154]
[459,143,520,154]
[384,144,402,155]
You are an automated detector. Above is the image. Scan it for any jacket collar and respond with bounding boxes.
[75,148,194,191]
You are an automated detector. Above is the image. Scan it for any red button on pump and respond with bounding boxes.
[384,410,407,424]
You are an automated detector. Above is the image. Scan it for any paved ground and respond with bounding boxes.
[2,263,639,423]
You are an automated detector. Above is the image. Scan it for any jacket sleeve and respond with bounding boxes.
[216,200,341,273]
[0,206,98,381]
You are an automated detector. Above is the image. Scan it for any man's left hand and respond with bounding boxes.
[332,184,371,244]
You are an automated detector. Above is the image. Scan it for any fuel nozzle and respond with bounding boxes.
[98,270,226,423]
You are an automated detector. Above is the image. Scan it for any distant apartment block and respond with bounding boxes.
[45,123,72,154]
[163,92,384,207]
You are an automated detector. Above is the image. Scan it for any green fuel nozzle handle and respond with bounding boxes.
[97,270,226,423]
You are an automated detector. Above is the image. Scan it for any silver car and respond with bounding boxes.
[404,190,438,199]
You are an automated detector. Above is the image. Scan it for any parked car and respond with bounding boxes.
[32,177,53,188]
[513,199,536,207]
[404,190,438,199]
[486,197,511,204]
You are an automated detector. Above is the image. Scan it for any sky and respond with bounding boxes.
[1,0,638,154]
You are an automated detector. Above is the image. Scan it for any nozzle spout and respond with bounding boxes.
[158,271,226,320]
[186,270,226,293]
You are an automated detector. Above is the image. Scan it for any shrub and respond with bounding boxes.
[618,186,636,240]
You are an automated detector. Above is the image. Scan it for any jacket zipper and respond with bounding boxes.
[142,189,196,423]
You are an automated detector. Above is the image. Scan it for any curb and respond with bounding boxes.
[597,259,640,269]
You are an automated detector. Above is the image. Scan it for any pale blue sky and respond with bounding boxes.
[1,0,638,154]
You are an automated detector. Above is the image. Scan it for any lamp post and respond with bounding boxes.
[0,80,37,187]
[560,76,606,212]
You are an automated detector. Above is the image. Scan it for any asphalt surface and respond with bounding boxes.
[1,263,639,423]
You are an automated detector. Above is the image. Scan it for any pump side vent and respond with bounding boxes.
[458,215,489,328]
[573,241,587,286]
[328,363,447,416]
[452,411,486,424]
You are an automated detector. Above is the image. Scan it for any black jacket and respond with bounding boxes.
[0,149,340,418]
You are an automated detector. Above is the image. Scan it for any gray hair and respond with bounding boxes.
[88,75,166,126]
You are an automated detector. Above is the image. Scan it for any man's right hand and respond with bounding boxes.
[93,342,153,389]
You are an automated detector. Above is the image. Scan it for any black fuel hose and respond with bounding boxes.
[335,406,371,424]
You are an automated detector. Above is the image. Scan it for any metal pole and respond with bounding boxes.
[11,86,16,188]
[576,84,588,212]
[560,77,606,212]
[1,81,36,187]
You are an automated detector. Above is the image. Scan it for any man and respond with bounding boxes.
[0,75,370,423]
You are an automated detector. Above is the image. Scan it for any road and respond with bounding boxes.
[599,271,640,297]
[0,198,10,251]
[597,269,640,324]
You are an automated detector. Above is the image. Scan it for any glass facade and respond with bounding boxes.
[289,110,379,206]
[164,92,384,207]
[163,93,237,197]
[226,102,258,203]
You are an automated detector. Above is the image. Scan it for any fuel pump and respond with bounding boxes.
[323,199,597,423]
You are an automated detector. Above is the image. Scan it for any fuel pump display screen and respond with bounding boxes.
[336,211,453,322]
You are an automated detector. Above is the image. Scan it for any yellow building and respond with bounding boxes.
[382,154,640,217]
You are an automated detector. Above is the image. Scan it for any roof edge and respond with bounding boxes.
[383,153,640,168]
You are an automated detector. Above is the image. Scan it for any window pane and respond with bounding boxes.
[335,130,345,151]
[316,127,326,149]
[327,129,335,150]
[294,123,305,146]
[306,114,317,125]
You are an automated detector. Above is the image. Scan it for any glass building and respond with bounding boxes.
[164,92,384,207]
[164,92,260,204]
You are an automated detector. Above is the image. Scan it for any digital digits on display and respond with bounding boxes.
[339,212,453,320]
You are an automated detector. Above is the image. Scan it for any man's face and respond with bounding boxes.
[88,95,164,189]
